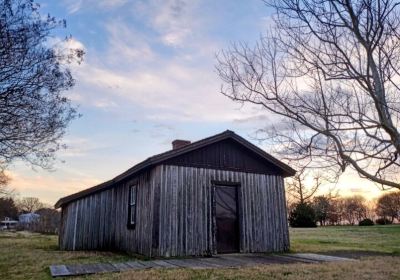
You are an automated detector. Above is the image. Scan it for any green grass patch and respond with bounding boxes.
[0,231,132,280]
[289,225,400,254]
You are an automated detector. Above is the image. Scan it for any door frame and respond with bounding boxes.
[211,180,241,254]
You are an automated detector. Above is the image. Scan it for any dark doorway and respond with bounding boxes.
[215,185,239,253]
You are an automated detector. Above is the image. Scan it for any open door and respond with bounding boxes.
[215,185,239,253]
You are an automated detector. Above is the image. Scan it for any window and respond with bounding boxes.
[128,185,137,228]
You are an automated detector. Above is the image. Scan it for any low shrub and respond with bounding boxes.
[289,203,317,228]
[359,218,374,226]
[375,218,393,225]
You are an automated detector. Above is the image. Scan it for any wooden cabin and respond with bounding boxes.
[55,130,295,257]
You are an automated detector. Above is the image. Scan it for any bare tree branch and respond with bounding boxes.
[217,0,400,189]
[0,0,84,181]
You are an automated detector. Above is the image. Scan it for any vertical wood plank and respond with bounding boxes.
[59,165,289,256]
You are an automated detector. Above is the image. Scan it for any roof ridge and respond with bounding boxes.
[54,130,295,208]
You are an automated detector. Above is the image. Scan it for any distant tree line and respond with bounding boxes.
[288,192,400,227]
[285,166,400,227]
[0,195,59,234]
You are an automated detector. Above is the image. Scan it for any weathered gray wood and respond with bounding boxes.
[210,257,243,267]
[136,260,158,269]
[111,262,132,271]
[217,256,252,266]
[124,261,147,269]
[270,254,317,264]
[59,169,157,256]
[161,259,202,269]
[191,258,226,268]
[250,255,295,264]
[65,264,87,275]
[49,265,70,277]
[151,260,180,268]
[50,253,353,277]
[152,165,290,256]
[59,165,289,257]
[291,253,355,262]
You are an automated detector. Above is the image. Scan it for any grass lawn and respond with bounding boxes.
[290,225,400,255]
[0,225,399,279]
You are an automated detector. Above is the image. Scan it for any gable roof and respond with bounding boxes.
[55,130,295,208]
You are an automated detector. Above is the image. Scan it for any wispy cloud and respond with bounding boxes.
[58,137,96,158]
[72,61,244,122]
[134,0,199,47]
[105,20,155,64]
[64,0,128,14]
[6,168,102,205]
[67,13,244,122]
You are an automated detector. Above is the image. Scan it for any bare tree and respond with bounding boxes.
[341,195,367,225]
[312,196,330,226]
[33,208,60,234]
[286,165,322,204]
[217,0,400,189]
[17,197,44,213]
[0,0,84,177]
[327,198,345,225]
[376,191,400,222]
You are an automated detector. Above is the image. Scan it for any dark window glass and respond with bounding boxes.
[129,185,137,226]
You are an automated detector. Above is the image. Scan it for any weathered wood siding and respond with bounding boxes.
[59,164,289,257]
[152,165,289,257]
[165,139,281,175]
[59,170,156,256]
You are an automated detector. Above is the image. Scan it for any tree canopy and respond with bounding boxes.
[376,192,400,222]
[0,0,83,180]
[217,0,400,189]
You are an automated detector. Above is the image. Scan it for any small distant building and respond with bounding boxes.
[0,217,18,230]
[19,213,40,224]
[56,130,295,257]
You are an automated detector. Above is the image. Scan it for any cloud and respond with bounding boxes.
[59,0,280,132]
[233,114,269,124]
[6,168,102,205]
[67,14,244,122]
[58,137,92,158]
[64,0,127,14]
[58,136,115,158]
[349,187,371,194]
[61,2,249,123]
[72,61,244,122]
[134,0,199,47]
[47,37,85,52]
[105,21,155,64]
[93,99,118,109]
[64,0,82,14]
[153,1,192,46]
[64,37,85,50]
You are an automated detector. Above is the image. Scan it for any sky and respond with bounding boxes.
[7,0,390,205]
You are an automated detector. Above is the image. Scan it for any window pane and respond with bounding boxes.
[131,186,136,205]
[129,185,137,226]
[130,205,136,224]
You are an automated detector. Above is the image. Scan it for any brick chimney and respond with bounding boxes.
[172,139,191,150]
